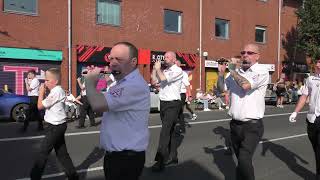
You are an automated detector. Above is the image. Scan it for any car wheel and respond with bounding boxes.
[11,103,29,122]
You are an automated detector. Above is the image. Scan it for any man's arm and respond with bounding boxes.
[230,71,251,90]
[85,67,109,112]
[293,94,307,113]
[37,84,46,110]
[153,60,167,82]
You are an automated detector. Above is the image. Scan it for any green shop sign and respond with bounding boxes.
[0,47,63,61]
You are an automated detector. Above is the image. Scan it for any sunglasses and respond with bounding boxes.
[240,51,257,55]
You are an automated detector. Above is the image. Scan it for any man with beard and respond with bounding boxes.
[151,51,183,172]
[217,44,269,180]
[289,59,320,180]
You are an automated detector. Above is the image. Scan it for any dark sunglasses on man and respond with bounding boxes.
[240,51,257,55]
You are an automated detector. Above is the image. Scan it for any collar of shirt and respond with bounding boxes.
[239,62,259,73]
[164,64,178,72]
[111,69,139,87]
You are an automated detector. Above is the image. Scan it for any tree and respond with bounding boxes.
[296,0,320,61]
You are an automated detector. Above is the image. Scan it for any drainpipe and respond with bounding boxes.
[277,0,282,79]
[199,0,203,89]
[68,0,72,92]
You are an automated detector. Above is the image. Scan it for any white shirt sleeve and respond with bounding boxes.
[165,69,183,83]
[42,89,64,108]
[301,78,310,96]
[182,72,190,86]
[30,79,40,90]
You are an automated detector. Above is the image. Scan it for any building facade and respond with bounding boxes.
[0,0,303,96]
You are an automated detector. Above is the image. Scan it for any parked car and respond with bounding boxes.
[0,89,30,122]
[150,85,160,112]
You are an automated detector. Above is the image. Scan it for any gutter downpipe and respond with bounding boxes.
[277,0,282,79]
[68,0,72,92]
[199,0,203,89]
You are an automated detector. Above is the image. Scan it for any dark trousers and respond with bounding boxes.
[307,117,320,179]
[24,96,43,130]
[79,96,95,126]
[230,119,264,180]
[155,100,181,163]
[179,93,187,122]
[103,150,145,180]
[30,123,78,180]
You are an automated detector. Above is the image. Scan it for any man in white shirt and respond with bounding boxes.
[22,69,43,132]
[84,42,150,180]
[30,68,78,180]
[289,59,320,179]
[217,44,269,180]
[151,51,183,172]
[175,60,197,120]
[77,69,96,128]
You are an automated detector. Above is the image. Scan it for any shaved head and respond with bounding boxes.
[244,44,260,54]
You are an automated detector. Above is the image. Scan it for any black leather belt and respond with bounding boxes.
[105,150,145,156]
[231,119,262,124]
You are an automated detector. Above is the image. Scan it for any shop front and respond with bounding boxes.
[76,45,198,93]
[0,47,62,95]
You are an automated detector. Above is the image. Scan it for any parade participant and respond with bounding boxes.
[217,44,269,180]
[30,68,78,180]
[22,69,43,132]
[76,68,96,128]
[85,42,150,180]
[175,60,197,121]
[151,51,183,172]
[289,59,320,180]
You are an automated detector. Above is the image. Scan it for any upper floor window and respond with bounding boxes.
[164,9,182,33]
[255,26,267,43]
[215,18,229,39]
[3,0,37,15]
[96,0,121,26]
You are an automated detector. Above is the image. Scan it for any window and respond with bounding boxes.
[96,0,121,26]
[164,9,182,33]
[255,26,267,43]
[215,18,229,39]
[4,0,37,15]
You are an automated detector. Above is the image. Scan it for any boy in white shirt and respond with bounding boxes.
[30,68,78,180]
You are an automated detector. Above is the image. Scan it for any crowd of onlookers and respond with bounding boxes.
[272,78,306,108]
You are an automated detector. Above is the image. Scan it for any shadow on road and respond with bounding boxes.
[261,138,315,180]
[204,146,236,180]
[141,160,221,180]
[76,146,105,179]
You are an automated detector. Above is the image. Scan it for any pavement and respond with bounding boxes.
[0,104,316,180]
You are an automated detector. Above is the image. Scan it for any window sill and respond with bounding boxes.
[164,30,182,35]
[215,36,229,40]
[96,22,121,27]
[3,10,38,16]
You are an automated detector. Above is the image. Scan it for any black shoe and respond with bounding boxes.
[76,125,86,129]
[164,158,178,166]
[151,161,165,172]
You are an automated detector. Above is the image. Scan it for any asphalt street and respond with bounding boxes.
[0,104,315,180]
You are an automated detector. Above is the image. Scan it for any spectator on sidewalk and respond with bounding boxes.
[21,69,43,132]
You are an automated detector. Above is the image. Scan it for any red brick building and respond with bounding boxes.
[0,0,304,96]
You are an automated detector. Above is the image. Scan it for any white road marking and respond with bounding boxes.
[1,111,307,142]
[16,132,309,180]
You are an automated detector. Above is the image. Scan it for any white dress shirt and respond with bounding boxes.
[28,78,40,96]
[302,74,320,123]
[158,64,183,101]
[42,86,67,125]
[226,63,269,121]
[100,69,150,152]
[180,71,190,94]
